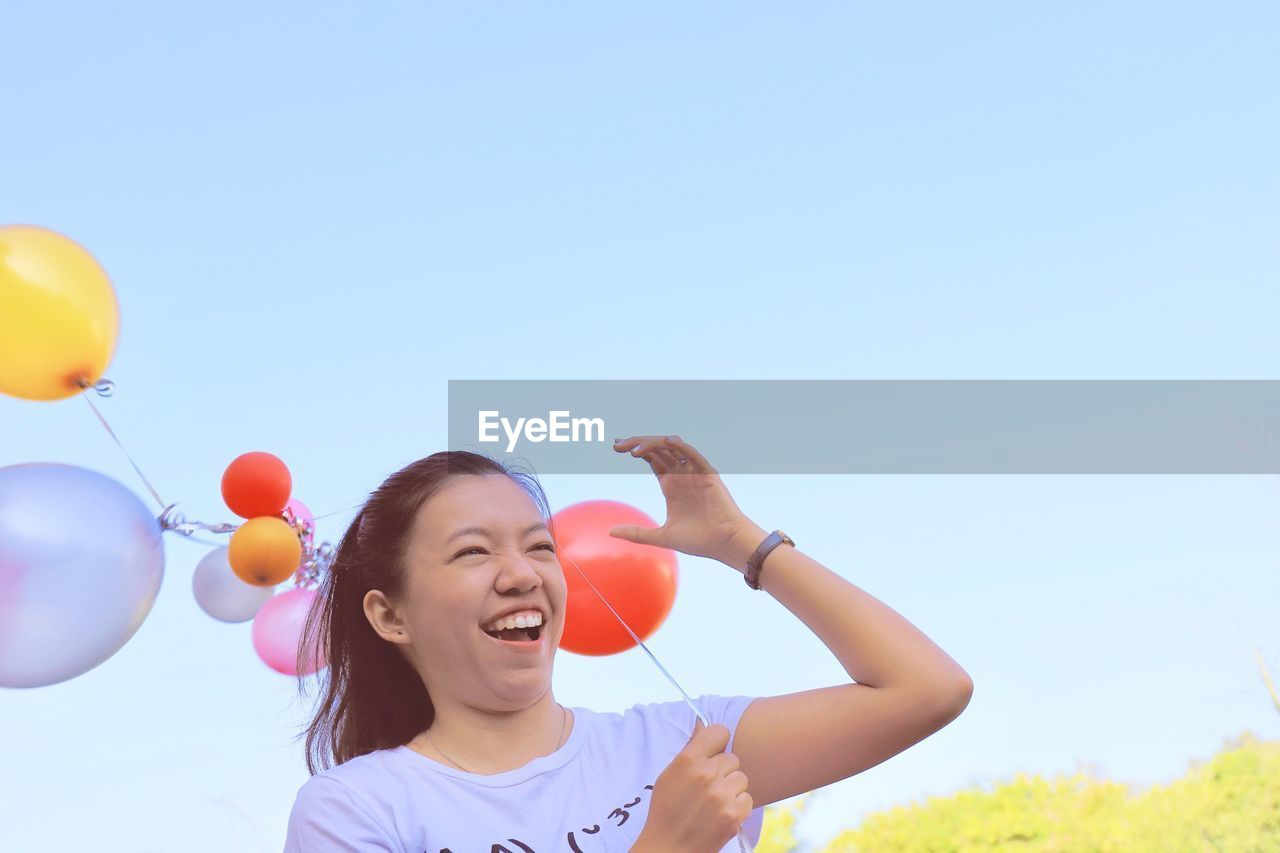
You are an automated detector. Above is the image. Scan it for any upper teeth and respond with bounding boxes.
[484,610,544,633]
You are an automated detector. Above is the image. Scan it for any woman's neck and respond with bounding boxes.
[411,691,572,775]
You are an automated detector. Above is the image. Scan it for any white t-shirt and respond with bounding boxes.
[284,694,764,852]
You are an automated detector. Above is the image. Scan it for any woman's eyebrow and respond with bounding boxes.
[445,522,548,544]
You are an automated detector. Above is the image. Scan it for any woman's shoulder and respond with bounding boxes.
[617,693,756,725]
[585,694,758,747]
[294,746,403,797]
[285,753,405,852]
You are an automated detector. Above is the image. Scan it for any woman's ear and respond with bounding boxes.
[363,588,412,646]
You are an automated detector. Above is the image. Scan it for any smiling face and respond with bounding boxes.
[393,473,567,712]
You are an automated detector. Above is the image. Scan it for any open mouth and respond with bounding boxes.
[482,624,542,643]
[481,609,546,646]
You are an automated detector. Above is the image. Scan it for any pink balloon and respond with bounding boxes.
[284,497,313,528]
[283,498,314,549]
[252,587,326,676]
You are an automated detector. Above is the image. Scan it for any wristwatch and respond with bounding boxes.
[744,530,794,590]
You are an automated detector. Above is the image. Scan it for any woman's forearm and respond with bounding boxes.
[723,522,972,697]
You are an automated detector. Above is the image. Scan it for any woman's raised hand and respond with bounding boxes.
[609,435,765,572]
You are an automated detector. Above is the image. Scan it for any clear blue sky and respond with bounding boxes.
[2,2,1278,850]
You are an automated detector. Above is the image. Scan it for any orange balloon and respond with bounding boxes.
[552,500,678,656]
[228,517,302,587]
[222,452,291,519]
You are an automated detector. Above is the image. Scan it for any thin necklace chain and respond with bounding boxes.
[423,703,568,774]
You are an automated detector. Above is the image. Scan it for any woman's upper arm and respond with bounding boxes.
[731,682,972,808]
[283,775,400,853]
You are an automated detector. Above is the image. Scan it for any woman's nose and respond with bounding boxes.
[495,552,542,592]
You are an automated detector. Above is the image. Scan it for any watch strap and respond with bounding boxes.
[744,530,794,590]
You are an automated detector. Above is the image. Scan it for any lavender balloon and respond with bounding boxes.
[192,545,273,623]
[0,463,165,688]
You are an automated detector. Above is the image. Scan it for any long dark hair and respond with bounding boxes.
[293,450,552,774]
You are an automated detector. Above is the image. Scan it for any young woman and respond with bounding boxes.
[284,434,973,852]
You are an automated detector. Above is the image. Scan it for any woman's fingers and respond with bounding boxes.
[614,436,654,457]
[662,435,714,473]
[646,448,672,475]
[652,446,683,474]
[615,436,670,475]
[614,434,709,475]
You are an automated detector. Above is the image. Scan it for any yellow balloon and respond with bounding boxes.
[0,225,120,401]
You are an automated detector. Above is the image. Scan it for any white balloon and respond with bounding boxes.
[192,546,275,623]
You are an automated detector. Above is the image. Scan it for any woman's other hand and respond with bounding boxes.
[632,719,752,853]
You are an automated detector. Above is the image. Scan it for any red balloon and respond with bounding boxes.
[551,500,678,656]
[221,451,292,519]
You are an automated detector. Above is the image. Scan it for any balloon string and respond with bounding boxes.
[157,505,240,536]
[312,501,365,521]
[77,379,167,510]
[558,551,753,851]
[559,550,709,726]
[175,534,227,548]
[76,378,243,540]
[73,378,333,584]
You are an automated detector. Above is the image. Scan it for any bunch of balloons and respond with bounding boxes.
[191,452,325,676]
[0,223,680,682]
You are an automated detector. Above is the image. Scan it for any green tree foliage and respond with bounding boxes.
[756,736,1279,851]
[755,795,807,853]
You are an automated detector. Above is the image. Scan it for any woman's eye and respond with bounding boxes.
[454,544,553,559]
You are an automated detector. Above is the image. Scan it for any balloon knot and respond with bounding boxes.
[157,504,240,536]
[74,376,115,397]
[158,504,188,532]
